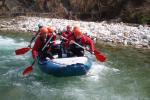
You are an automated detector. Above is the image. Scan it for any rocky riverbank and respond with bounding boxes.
[0,16,150,49]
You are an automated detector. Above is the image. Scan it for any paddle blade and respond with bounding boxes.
[15,47,31,55]
[22,66,33,76]
[94,49,106,62]
[95,53,106,62]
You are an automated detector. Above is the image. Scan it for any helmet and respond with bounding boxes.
[66,25,71,30]
[38,23,43,28]
[74,27,82,37]
[73,26,79,31]
[47,26,54,33]
[40,27,48,35]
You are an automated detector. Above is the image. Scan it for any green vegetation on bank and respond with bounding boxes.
[122,12,150,24]
[139,15,150,24]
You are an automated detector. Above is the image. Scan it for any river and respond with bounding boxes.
[0,33,149,100]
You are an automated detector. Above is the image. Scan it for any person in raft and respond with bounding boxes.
[47,26,62,58]
[59,25,73,55]
[28,24,44,48]
[65,26,95,57]
[61,25,73,39]
[32,27,61,61]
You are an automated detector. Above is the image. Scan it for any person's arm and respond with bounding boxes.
[67,32,73,38]
[81,35,95,53]
[61,32,67,38]
[32,37,41,61]
[60,32,67,42]
[64,35,75,48]
[51,34,57,45]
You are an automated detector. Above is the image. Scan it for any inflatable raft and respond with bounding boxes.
[38,56,92,77]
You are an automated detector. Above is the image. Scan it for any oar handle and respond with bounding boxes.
[42,35,53,51]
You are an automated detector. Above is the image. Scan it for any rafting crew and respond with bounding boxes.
[32,26,61,61]
[62,26,95,57]
[31,24,96,60]
[15,24,105,76]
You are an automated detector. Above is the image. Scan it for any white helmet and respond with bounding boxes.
[38,23,43,28]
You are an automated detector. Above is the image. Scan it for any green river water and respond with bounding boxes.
[0,33,149,100]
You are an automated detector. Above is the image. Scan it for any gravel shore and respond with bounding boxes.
[0,16,150,49]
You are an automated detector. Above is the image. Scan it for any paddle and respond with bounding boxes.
[15,47,31,55]
[61,36,106,62]
[22,61,34,76]
[72,41,106,62]
[22,35,54,76]
[93,49,106,62]
[15,31,39,55]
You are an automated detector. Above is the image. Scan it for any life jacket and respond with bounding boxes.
[61,31,73,39]
[74,38,85,48]
[80,35,95,52]
[70,34,95,52]
[38,36,50,52]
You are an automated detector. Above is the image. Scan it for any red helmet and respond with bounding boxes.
[73,26,79,31]
[74,27,82,37]
[47,26,54,33]
[40,27,48,35]
[66,25,71,30]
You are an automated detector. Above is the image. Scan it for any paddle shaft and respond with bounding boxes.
[42,35,53,51]
[31,60,35,65]
[61,36,87,51]
[28,31,40,47]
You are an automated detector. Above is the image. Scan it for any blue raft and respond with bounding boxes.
[38,57,92,77]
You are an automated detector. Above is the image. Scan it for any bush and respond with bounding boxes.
[139,15,150,24]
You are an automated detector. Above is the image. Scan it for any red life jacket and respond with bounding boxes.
[32,34,56,59]
[61,31,73,39]
[65,34,95,52]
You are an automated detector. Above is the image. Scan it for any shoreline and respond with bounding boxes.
[0,16,150,49]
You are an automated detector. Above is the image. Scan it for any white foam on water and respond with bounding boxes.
[12,83,22,87]
[0,36,29,49]
[0,53,30,60]
[86,62,120,81]
[0,36,31,61]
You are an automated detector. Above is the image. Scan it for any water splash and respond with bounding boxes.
[0,36,29,50]
[86,61,119,81]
